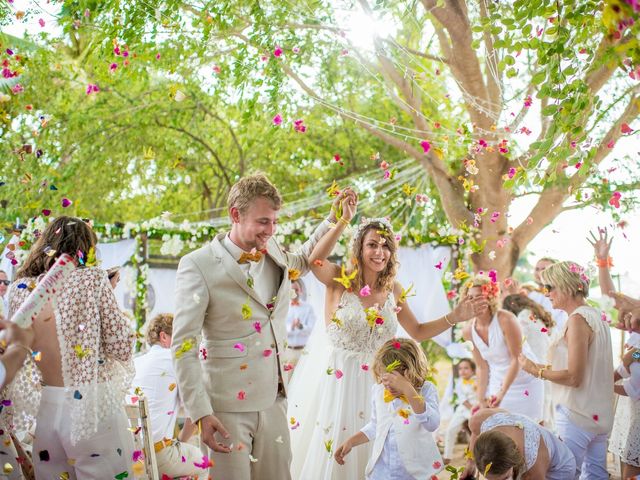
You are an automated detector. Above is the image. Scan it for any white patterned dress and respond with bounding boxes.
[289,290,399,480]
[609,333,640,467]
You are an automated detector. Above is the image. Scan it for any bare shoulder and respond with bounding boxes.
[496,308,517,325]
[468,408,493,433]
[392,281,403,301]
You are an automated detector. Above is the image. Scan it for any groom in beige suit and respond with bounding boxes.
[172,174,354,479]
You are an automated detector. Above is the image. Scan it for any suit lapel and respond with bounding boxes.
[210,235,265,308]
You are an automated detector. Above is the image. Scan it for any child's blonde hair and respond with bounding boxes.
[372,338,429,389]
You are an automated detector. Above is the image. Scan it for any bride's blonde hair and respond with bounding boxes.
[372,338,428,390]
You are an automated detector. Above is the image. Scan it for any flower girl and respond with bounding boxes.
[334,338,443,479]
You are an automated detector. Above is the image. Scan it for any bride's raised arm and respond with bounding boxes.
[393,281,489,341]
[309,188,358,287]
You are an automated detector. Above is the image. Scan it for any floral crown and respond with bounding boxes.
[350,217,395,251]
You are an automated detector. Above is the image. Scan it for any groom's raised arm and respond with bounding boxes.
[283,186,356,274]
[171,254,212,423]
[282,218,333,275]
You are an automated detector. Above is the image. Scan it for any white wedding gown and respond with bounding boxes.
[288,290,399,480]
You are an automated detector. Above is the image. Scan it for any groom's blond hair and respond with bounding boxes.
[228,173,282,215]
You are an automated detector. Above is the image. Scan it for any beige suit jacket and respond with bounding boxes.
[172,221,329,422]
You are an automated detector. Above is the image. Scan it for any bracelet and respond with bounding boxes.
[6,343,33,357]
[537,364,550,380]
[596,257,613,268]
[444,314,456,326]
[338,216,350,227]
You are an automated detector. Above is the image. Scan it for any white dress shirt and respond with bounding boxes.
[132,345,181,442]
[222,235,279,305]
[285,301,317,348]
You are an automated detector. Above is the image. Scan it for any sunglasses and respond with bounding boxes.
[543,284,555,292]
[0,280,10,286]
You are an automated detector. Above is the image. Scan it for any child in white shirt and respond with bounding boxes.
[443,358,477,463]
[334,338,443,479]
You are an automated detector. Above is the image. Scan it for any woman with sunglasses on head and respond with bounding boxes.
[519,261,614,479]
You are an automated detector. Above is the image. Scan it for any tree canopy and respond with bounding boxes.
[1,0,639,275]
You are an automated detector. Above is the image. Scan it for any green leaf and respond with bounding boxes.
[541,104,560,116]
[532,70,546,84]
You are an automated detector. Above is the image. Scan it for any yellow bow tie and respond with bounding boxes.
[383,389,408,404]
[238,250,264,264]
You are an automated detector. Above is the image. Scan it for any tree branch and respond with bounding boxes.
[381,38,449,64]
[192,99,246,175]
[513,92,640,249]
[155,120,233,187]
[479,0,502,114]
[568,93,640,191]
[421,0,493,128]
[507,82,536,132]
[585,34,633,93]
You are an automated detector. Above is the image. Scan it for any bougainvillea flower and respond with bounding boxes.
[609,191,621,208]
[359,285,371,297]
[420,140,431,153]
[293,119,306,133]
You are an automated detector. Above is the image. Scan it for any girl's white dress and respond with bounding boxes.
[289,290,399,480]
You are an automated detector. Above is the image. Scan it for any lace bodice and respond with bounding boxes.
[480,412,540,472]
[326,290,398,353]
[1,268,135,444]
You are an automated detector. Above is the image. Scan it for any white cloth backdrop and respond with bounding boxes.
[96,241,454,341]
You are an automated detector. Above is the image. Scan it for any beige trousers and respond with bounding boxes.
[209,395,291,480]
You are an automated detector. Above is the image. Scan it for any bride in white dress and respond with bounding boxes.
[289,213,488,480]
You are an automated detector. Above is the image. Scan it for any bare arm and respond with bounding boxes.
[178,417,197,442]
[588,228,616,297]
[395,282,489,341]
[308,190,357,286]
[334,431,369,465]
[0,320,35,389]
[520,313,591,387]
[463,325,489,405]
